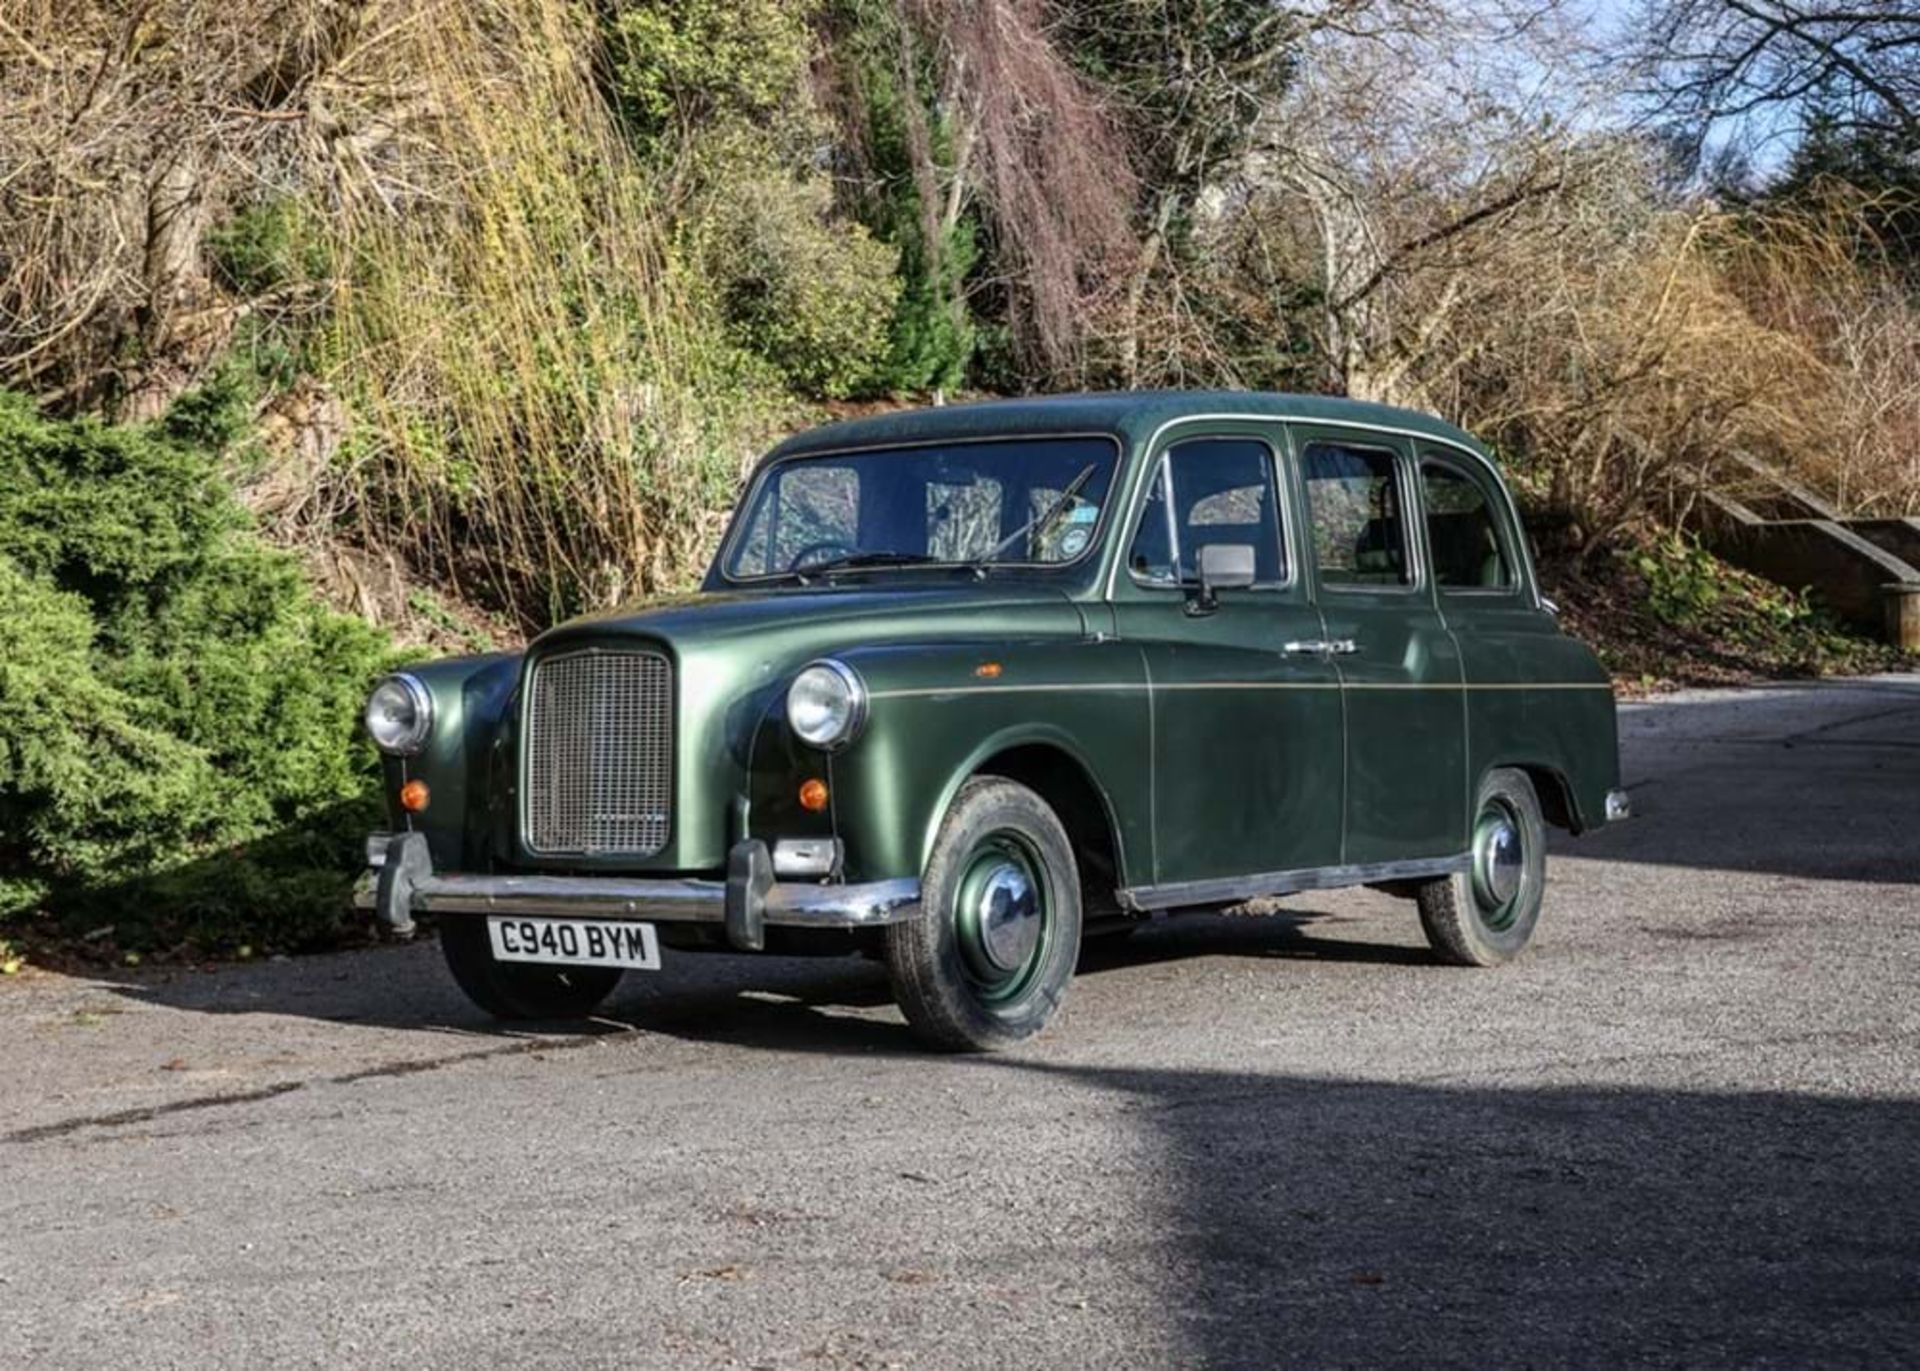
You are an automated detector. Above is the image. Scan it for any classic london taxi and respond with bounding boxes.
[358,392,1628,1050]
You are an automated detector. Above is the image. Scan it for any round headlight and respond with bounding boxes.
[364,673,433,756]
[786,659,867,750]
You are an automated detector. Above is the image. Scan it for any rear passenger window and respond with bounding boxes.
[1128,438,1286,587]
[1422,459,1514,589]
[1302,442,1409,587]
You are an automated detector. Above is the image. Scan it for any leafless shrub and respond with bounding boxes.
[891,0,1139,380]
[1716,187,1920,515]
[0,0,359,412]
[1163,1,1919,544]
[1448,185,1826,551]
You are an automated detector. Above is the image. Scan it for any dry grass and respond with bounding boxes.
[0,0,782,628]
[1717,188,1920,517]
[304,0,764,622]
[1393,153,1918,549]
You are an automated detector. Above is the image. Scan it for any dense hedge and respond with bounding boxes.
[0,393,394,957]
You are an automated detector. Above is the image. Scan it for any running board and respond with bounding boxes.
[1117,854,1470,913]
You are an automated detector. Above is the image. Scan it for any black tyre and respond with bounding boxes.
[885,777,1083,1051]
[1416,767,1548,967]
[439,919,624,1020]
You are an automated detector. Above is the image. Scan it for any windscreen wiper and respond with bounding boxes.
[798,550,943,581]
[984,463,1097,562]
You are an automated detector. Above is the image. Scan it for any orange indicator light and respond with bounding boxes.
[399,779,431,812]
[975,661,1003,679]
[798,778,830,812]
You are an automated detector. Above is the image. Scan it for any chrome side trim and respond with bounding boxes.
[1117,853,1470,912]
[355,870,923,928]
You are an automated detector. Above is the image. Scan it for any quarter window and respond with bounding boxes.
[1128,438,1286,587]
[1302,442,1410,587]
[1421,459,1514,589]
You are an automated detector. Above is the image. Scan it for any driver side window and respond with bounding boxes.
[1128,438,1287,587]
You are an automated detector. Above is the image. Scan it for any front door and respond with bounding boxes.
[1289,425,1468,865]
[1108,425,1344,890]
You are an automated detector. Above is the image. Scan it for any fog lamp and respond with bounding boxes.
[773,837,842,878]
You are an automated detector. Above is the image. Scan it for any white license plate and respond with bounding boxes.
[486,917,661,971]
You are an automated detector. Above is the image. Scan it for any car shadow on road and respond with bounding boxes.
[96,906,1428,1053]
[980,1059,1920,1367]
[1585,677,1920,886]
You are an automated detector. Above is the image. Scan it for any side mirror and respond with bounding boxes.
[1191,542,1257,614]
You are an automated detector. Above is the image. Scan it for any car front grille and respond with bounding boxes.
[522,648,672,856]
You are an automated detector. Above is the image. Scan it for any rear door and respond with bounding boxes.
[1108,424,1344,889]
[1289,425,1468,865]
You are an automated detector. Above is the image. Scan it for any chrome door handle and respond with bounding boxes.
[1282,638,1359,658]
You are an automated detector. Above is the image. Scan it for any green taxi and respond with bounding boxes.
[358,392,1627,1049]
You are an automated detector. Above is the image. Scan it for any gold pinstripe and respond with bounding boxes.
[868,680,1611,701]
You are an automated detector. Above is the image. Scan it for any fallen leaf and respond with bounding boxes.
[1350,1271,1386,1287]
[682,1265,749,1283]
[160,1058,190,1072]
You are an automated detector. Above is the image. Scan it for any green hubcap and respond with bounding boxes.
[953,833,1048,1002]
[1471,800,1525,929]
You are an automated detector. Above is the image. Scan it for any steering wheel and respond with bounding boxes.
[787,538,859,572]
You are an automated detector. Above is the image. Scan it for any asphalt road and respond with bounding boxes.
[4,677,1917,1368]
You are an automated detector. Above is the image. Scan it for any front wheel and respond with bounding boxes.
[439,919,624,1020]
[1416,767,1548,967]
[886,777,1083,1051]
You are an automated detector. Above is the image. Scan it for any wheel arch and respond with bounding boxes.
[1492,760,1580,834]
[920,729,1133,914]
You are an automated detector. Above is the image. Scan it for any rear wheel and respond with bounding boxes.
[439,919,624,1020]
[886,777,1082,1051]
[1416,767,1547,967]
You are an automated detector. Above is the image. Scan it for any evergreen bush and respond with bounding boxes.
[0,393,394,956]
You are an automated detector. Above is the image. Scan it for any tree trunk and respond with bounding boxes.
[122,151,211,422]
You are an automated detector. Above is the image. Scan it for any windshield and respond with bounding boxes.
[722,437,1121,580]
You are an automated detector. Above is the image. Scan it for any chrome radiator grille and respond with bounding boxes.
[522,649,672,856]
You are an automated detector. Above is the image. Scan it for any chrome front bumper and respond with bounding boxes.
[355,833,921,951]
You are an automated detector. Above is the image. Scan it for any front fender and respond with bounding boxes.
[378,652,521,870]
[814,640,1153,883]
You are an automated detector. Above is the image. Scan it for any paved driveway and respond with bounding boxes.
[3,677,1916,1367]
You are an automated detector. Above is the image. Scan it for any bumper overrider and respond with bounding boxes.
[354,833,922,952]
